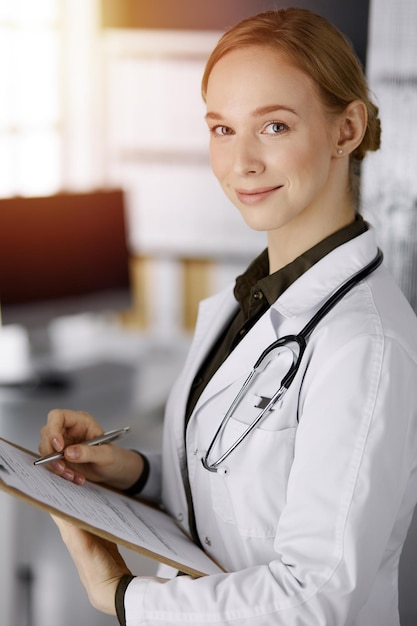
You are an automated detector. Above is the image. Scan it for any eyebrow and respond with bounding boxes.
[205,104,298,121]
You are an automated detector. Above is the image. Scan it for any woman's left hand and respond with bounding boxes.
[51,515,131,615]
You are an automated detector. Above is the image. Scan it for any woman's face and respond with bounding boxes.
[205,45,344,242]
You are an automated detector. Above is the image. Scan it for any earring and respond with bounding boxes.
[337,148,343,155]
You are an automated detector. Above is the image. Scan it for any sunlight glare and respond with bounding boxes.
[1,0,59,24]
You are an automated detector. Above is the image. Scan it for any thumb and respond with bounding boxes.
[64,442,115,465]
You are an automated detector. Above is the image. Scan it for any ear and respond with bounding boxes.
[335,100,367,157]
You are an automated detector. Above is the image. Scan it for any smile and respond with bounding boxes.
[235,186,282,205]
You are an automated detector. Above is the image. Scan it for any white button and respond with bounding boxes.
[218,466,229,476]
[177,512,184,522]
[204,537,212,546]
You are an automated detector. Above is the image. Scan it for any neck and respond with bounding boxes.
[267,199,356,274]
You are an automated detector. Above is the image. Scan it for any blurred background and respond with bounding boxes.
[0,1,416,624]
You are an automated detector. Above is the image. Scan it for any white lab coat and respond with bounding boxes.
[126,228,417,626]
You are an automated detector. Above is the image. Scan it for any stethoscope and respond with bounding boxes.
[201,249,383,472]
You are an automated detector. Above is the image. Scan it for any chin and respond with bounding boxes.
[238,210,286,233]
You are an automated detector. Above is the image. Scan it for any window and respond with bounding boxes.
[0,0,62,196]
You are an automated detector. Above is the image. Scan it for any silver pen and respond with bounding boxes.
[33,426,130,466]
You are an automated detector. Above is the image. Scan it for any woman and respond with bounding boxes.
[38,8,417,625]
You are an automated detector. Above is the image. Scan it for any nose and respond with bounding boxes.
[232,135,265,176]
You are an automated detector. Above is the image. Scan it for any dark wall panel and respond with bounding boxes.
[101,0,369,66]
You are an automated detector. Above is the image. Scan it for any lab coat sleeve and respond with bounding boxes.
[123,331,417,625]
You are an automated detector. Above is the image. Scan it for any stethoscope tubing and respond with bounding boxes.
[201,249,384,472]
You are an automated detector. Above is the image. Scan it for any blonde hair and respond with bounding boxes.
[202,8,380,162]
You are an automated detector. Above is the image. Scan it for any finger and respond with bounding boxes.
[39,409,77,454]
[52,514,120,563]
[39,410,102,455]
[50,460,86,485]
[60,446,145,491]
[51,515,94,556]
[50,513,76,539]
[39,411,65,455]
[63,440,117,467]
[50,515,89,551]
[48,409,102,443]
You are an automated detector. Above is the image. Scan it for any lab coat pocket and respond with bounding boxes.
[209,419,297,537]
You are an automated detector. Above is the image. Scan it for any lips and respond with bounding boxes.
[235,185,282,205]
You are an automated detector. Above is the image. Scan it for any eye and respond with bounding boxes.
[263,121,288,135]
[209,125,234,137]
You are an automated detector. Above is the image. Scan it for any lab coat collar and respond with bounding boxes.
[273,228,379,319]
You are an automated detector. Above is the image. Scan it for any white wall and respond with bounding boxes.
[101,28,265,259]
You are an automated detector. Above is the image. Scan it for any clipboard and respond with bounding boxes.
[0,437,223,578]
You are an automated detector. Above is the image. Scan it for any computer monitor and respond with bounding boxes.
[0,189,132,387]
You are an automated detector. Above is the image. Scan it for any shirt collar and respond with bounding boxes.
[234,215,368,317]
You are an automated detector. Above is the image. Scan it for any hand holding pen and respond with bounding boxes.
[34,427,131,465]
[38,409,146,490]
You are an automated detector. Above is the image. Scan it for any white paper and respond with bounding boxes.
[0,439,221,576]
